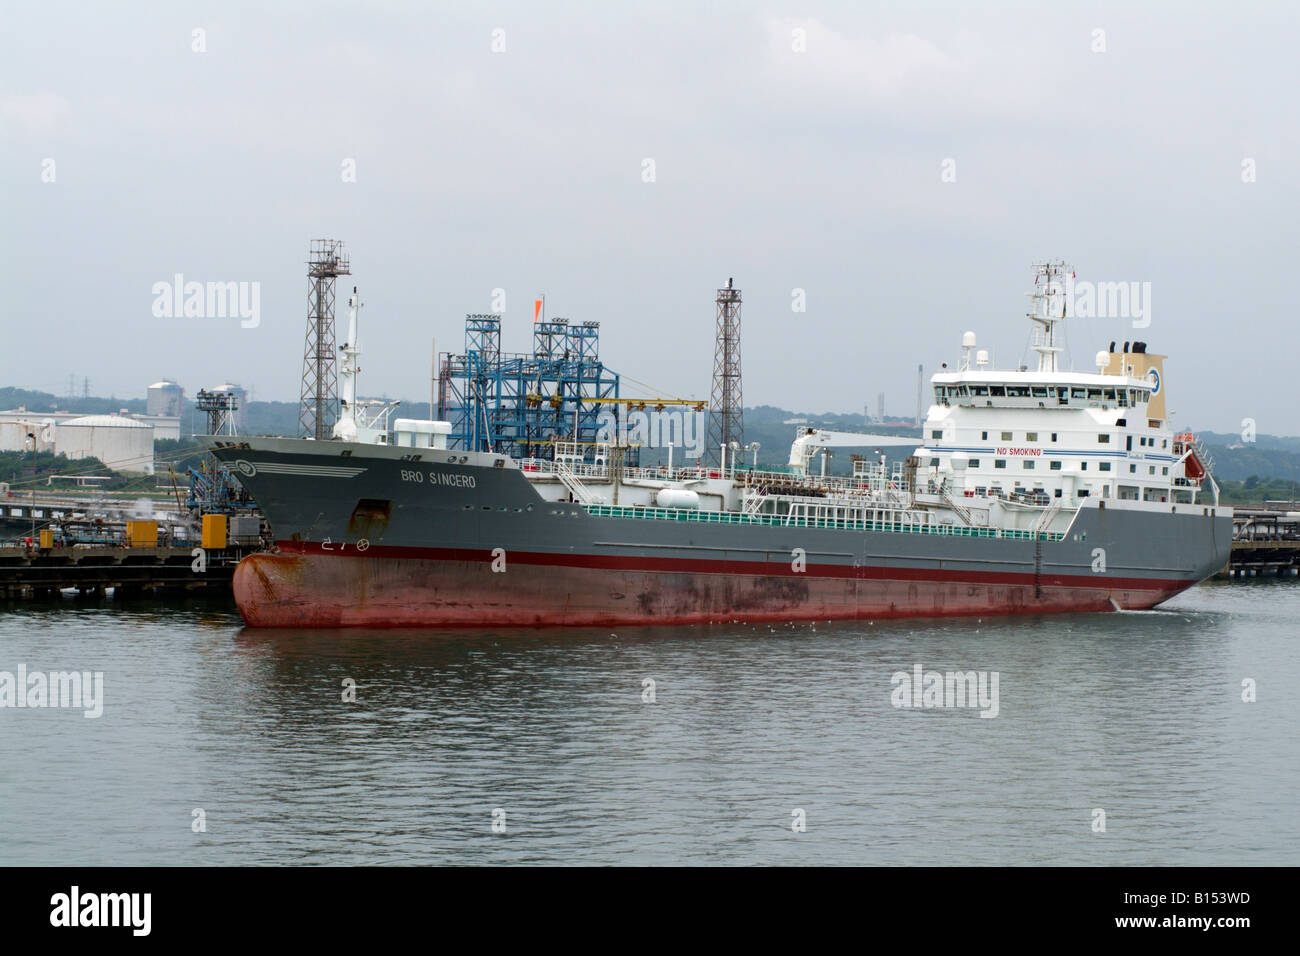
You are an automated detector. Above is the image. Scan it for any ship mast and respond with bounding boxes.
[1027,261,1071,373]
[333,287,362,441]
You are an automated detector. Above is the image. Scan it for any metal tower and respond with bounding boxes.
[437,312,620,459]
[298,239,351,439]
[196,388,238,436]
[707,278,743,465]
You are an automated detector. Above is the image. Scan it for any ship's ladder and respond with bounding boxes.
[940,484,975,526]
[554,460,600,505]
[1031,498,1063,538]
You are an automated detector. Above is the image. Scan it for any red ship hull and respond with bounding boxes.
[232,549,1189,629]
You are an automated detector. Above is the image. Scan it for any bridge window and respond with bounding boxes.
[1072,388,1086,399]
[1099,462,1111,472]
[1103,389,1116,401]
[972,386,989,396]
[1023,460,1035,470]
[1098,434,1110,443]
[1026,431,1038,442]
[1001,431,1012,441]
[969,459,980,468]
[1050,460,1062,470]
[931,430,942,439]
[995,460,1007,469]
[1032,387,1048,398]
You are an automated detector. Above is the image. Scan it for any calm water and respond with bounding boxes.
[0,581,1296,865]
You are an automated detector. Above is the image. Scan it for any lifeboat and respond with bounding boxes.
[1175,432,1207,481]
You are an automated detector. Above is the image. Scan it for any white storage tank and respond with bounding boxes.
[655,488,700,510]
[147,380,185,417]
[56,415,155,474]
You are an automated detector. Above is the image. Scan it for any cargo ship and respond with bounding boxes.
[205,263,1231,627]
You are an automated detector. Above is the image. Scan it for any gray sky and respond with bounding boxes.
[3,0,1296,433]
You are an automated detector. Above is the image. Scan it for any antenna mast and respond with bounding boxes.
[1027,260,1071,373]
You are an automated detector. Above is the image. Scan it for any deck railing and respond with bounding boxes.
[582,504,1063,541]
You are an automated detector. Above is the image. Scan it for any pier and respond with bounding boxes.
[1223,509,1300,579]
[0,544,255,600]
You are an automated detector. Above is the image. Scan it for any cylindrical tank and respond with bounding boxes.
[56,415,155,474]
[655,488,700,510]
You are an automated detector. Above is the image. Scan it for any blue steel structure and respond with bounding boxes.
[438,314,621,460]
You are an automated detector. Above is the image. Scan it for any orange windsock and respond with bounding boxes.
[534,298,542,323]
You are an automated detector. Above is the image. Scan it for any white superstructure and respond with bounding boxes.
[914,262,1214,508]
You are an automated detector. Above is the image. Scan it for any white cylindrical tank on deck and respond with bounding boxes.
[655,488,700,510]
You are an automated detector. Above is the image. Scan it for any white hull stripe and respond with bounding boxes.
[248,462,367,478]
